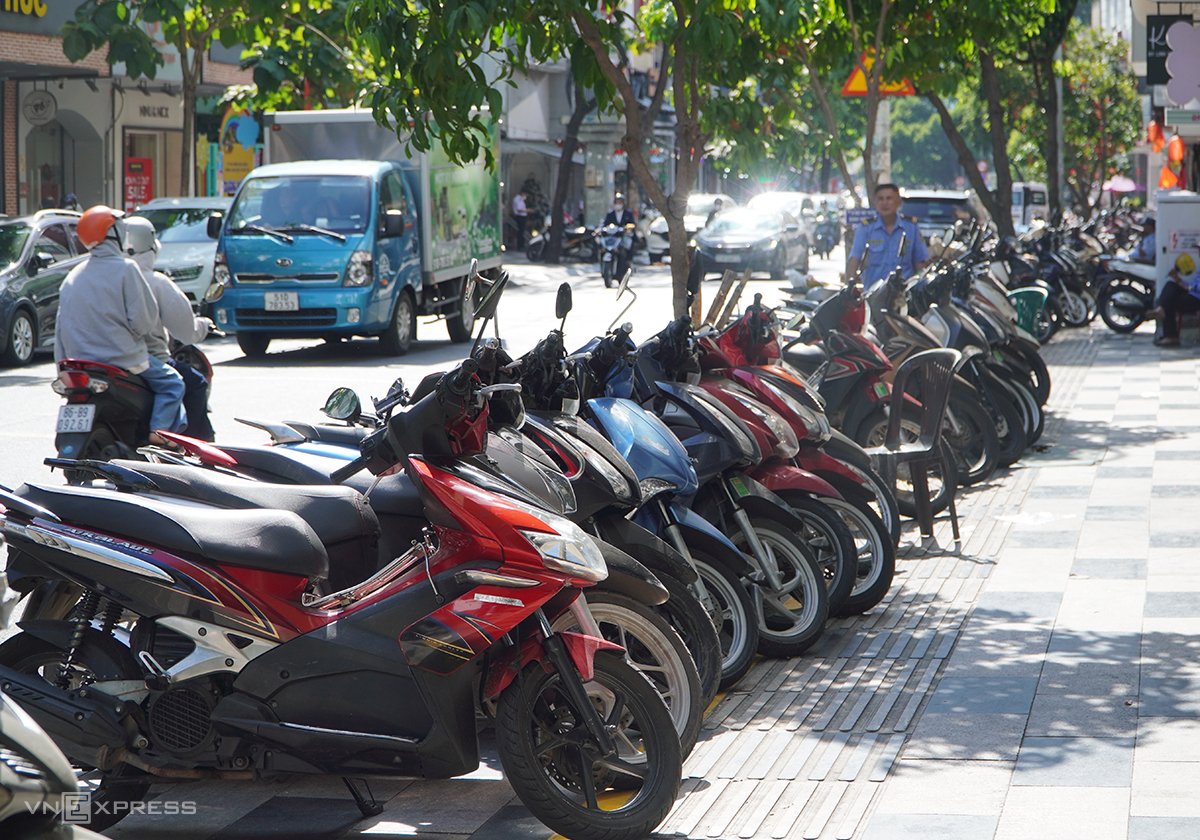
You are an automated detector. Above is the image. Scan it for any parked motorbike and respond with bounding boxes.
[0,357,683,840]
[525,221,598,263]
[1096,256,1158,334]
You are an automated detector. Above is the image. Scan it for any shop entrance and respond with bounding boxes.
[123,129,183,210]
[26,120,73,211]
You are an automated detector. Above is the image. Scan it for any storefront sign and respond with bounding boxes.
[124,157,154,208]
[1148,15,1192,86]
[22,90,56,126]
[3,0,48,17]
[137,104,173,121]
[1,0,78,35]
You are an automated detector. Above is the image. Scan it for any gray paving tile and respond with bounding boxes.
[1155,450,1200,460]
[1129,816,1200,839]
[1150,531,1200,548]
[860,813,1000,840]
[1029,485,1092,499]
[1013,736,1134,787]
[1085,505,1150,521]
[1008,530,1079,548]
[210,796,363,839]
[1145,591,1200,618]
[995,786,1130,840]
[462,803,552,839]
[973,591,1063,621]
[1046,630,1142,664]
[903,712,1027,760]
[1138,675,1200,717]
[1152,485,1200,497]
[1071,555,1148,579]
[1097,465,1154,478]
[924,676,1039,716]
[874,760,1013,816]
[1027,691,1139,737]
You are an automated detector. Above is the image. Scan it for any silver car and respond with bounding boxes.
[645,192,737,262]
[135,196,232,306]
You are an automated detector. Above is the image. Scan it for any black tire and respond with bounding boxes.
[854,407,955,517]
[446,279,476,344]
[999,344,1051,407]
[1,307,36,366]
[526,239,546,261]
[817,465,902,549]
[379,289,416,355]
[495,652,681,840]
[1058,289,1090,327]
[649,251,663,263]
[943,388,1000,485]
[821,497,897,616]
[602,260,615,288]
[0,633,151,832]
[728,512,829,658]
[1098,280,1151,335]
[1034,295,1061,343]
[689,550,758,692]
[236,332,271,358]
[976,368,1028,467]
[651,572,722,705]
[775,492,856,610]
[558,591,702,758]
[996,373,1044,446]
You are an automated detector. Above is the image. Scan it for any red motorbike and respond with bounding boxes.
[0,359,681,839]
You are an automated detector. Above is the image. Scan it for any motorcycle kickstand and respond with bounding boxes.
[342,776,385,818]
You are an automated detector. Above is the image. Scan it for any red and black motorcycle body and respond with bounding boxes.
[52,359,154,462]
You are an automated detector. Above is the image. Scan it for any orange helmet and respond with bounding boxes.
[77,205,125,249]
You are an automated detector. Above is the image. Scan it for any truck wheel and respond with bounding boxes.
[446,279,476,344]
[380,290,416,355]
[236,332,271,358]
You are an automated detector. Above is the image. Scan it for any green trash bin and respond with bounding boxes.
[1008,287,1048,335]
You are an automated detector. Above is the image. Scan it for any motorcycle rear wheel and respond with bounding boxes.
[1098,281,1151,334]
[689,550,758,691]
[775,492,856,610]
[652,572,722,705]
[496,653,681,840]
[820,497,896,616]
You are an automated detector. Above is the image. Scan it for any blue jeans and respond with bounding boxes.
[140,356,187,433]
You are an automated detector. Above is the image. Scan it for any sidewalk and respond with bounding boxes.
[103,323,1199,840]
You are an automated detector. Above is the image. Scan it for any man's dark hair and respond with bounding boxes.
[874,183,900,195]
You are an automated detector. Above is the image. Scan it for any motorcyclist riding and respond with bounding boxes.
[603,192,636,278]
[53,205,186,446]
[124,215,217,440]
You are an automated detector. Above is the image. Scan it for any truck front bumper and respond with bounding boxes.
[211,287,389,335]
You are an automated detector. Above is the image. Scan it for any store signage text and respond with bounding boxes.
[138,105,172,120]
[3,0,48,18]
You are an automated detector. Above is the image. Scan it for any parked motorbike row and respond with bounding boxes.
[527,222,637,288]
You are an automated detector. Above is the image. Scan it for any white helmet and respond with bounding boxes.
[124,216,160,258]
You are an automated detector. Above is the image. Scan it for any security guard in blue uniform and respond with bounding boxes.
[847,183,928,288]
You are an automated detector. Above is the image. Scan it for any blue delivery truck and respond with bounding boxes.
[205,108,503,357]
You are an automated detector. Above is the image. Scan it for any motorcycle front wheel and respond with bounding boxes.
[496,653,682,840]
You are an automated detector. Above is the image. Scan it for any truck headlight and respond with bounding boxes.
[344,250,373,287]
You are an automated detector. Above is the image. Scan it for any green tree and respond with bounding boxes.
[62,1,248,197]
[889,97,959,188]
[1059,22,1141,215]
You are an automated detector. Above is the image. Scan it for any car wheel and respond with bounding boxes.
[1,308,36,367]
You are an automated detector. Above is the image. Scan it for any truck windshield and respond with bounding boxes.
[228,176,371,235]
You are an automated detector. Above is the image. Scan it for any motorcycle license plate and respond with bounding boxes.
[602,252,613,261]
[56,404,95,434]
[264,291,299,312]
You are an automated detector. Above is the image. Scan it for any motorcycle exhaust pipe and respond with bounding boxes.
[0,665,134,770]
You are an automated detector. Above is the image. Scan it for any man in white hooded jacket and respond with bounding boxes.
[124,215,215,439]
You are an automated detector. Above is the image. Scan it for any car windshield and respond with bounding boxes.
[687,195,725,216]
[705,212,777,236]
[138,208,222,243]
[748,194,804,215]
[229,176,371,234]
[903,199,970,223]
[0,223,32,269]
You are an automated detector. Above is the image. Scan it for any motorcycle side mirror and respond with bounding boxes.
[555,282,573,320]
[475,272,507,321]
[322,387,362,422]
[616,269,633,300]
[206,213,223,240]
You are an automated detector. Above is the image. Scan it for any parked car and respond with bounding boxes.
[747,191,816,250]
[899,189,979,242]
[645,192,737,261]
[0,209,84,367]
[694,207,809,279]
[135,196,232,307]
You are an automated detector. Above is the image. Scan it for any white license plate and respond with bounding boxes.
[56,404,95,434]
[264,292,299,312]
[602,252,613,261]
[716,254,740,263]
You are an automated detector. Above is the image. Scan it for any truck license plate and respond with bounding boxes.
[56,404,95,434]
[264,292,299,312]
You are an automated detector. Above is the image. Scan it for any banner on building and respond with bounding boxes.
[124,157,154,209]
[1148,15,1192,86]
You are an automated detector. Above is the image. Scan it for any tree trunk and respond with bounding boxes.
[927,92,1009,231]
[1034,53,1063,222]
[798,46,860,204]
[978,50,1015,238]
[178,41,204,198]
[545,79,593,264]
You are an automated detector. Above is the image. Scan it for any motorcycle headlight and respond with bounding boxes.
[520,520,608,582]
[344,250,373,287]
[681,384,758,461]
[760,378,831,442]
[580,447,636,503]
[638,477,678,503]
[741,398,800,459]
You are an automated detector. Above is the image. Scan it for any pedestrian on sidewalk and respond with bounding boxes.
[846,183,928,289]
[511,189,529,249]
[1151,252,1200,347]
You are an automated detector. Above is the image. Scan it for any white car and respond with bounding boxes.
[135,196,232,307]
[746,191,819,250]
[645,192,737,261]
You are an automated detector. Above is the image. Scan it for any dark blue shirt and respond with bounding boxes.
[849,215,929,287]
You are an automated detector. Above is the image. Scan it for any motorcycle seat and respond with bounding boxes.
[18,483,329,580]
[219,445,344,485]
[783,343,828,373]
[108,460,380,549]
[283,422,370,447]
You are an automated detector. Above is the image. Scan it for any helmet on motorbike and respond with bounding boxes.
[77,205,126,250]
[124,216,161,257]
